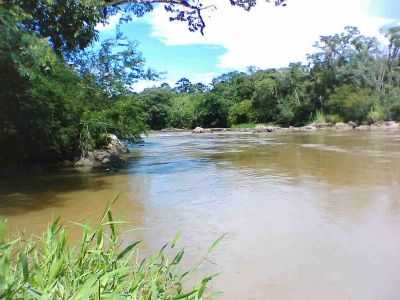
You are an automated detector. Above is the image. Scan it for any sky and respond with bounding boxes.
[97,0,400,91]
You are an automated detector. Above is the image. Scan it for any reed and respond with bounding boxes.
[0,206,216,300]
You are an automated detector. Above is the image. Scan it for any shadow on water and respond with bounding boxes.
[0,170,117,216]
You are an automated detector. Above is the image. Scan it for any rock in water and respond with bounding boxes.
[192,127,205,134]
[74,134,128,170]
[105,134,129,154]
[335,122,353,130]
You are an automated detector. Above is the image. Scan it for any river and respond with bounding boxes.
[1,131,400,300]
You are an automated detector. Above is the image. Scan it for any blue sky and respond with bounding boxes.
[370,0,400,19]
[97,0,399,91]
[100,21,228,88]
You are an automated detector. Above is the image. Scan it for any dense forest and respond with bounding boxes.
[1,2,400,166]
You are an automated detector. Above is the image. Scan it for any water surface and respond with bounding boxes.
[1,131,400,300]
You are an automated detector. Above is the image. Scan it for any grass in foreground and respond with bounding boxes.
[0,207,218,300]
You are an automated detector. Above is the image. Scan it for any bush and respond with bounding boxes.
[167,94,199,129]
[276,100,295,126]
[367,104,385,124]
[325,114,343,124]
[382,87,400,121]
[311,110,327,124]
[194,94,229,128]
[228,100,255,126]
[326,85,376,123]
[0,11,86,164]
[138,88,173,130]
[0,210,215,299]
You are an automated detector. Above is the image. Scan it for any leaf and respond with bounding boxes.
[71,274,99,300]
[208,233,228,254]
[172,249,184,265]
[171,232,181,249]
[172,289,198,300]
[19,253,29,281]
[0,219,6,244]
[116,241,141,260]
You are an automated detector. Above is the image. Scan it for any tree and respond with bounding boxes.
[175,77,193,93]
[228,100,255,125]
[251,76,279,123]
[4,0,287,53]
[67,29,157,97]
[382,25,400,88]
[195,94,229,128]
[138,87,173,129]
[326,85,377,123]
[193,82,210,93]
[0,7,88,164]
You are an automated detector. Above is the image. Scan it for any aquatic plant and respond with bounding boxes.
[0,206,216,300]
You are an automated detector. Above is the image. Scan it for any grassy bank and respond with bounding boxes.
[0,208,215,300]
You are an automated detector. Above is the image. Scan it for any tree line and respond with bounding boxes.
[138,26,400,129]
[1,1,400,167]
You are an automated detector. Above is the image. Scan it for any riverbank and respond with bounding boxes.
[158,121,400,135]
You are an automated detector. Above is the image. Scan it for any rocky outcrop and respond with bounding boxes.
[334,122,353,130]
[188,121,400,135]
[302,125,318,131]
[74,134,128,170]
[356,125,370,131]
[370,121,399,130]
[192,127,212,134]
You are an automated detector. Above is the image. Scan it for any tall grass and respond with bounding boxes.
[0,206,217,299]
[312,110,327,124]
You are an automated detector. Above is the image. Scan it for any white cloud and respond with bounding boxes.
[95,13,122,31]
[145,0,392,70]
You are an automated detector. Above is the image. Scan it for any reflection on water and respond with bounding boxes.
[1,131,400,300]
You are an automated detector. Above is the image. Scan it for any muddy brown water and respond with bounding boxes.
[1,131,400,300]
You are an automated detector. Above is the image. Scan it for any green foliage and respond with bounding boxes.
[228,100,255,125]
[83,97,148,150]
[367,103,385,124]
[326,85,377,123]
[382,87,400,121]
[0,211,214,299]
[325,114,343,124]
[0,7,152,165]
[0,7,85,163]
[138,88,174,130]
[251,77,279,123]
[4,4,400,168]
[7,0,107,53]
[167,94,200,129]
[194,94,229,128]
[312,110,327,124]
[68,29,158,98]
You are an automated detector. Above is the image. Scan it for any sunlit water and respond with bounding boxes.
[1,131,400,300]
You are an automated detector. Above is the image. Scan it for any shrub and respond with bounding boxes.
[326,85,376,123]
[325,114,343,124]
[311,110,327,124]
[167,94,199,129]
[367,103,385,124]
[194,94,229,128]
[276,100,295,126]
[228,100,255,126]
[0,209,215,299]
[382,87,400,121]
